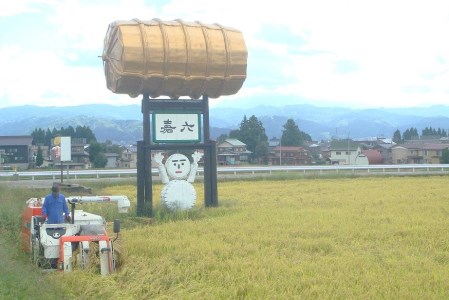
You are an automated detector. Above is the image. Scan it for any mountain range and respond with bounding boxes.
[1,104,449,144]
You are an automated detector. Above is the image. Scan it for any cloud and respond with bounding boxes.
[0,46,125,107]
[0,1,49,17]
[2,0,449,109]
[47,0,159,51]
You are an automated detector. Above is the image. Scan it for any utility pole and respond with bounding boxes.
[347,132,350,165]
[279,138,282,166]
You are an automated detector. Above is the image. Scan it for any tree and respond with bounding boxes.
[89,141,107,168]
[45,128,52,146]
[32,125,98,147]
[441,149,449,164]
[36,146,44,167]
[75,126,97,143]
[421,127,447,138]
[393,129,402,143]
[300,131,312,143]
[216,134,228,144]
[403,127,419,141]
[281,119,303,146]
[255,140,269,164]
[230,115,268,163]
[66,125,76,137]
[31,128,46,145]
[102,140,123,156]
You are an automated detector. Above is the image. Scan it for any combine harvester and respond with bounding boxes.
[21,195,130,276]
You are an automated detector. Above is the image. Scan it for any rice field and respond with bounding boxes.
[52,176,449,299]
[2,176,449,299]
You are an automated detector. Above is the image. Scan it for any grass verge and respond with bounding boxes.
[0,185,65,299]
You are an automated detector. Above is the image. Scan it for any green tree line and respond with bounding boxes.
[31,126,97,146]
[393,127,448,143]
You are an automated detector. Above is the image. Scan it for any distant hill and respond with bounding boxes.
[1,104,449,143]
[210,104,449,140]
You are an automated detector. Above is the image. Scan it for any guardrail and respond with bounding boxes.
[1,164,449,181]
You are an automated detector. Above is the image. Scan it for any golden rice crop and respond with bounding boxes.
[55,176,449,299]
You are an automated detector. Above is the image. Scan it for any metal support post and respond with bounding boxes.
[136,141,145,216]
[202,95,218,207]
[142,95,153,216]
[203,143,212,206]
[60,161,63,183]
[210,140,218,206]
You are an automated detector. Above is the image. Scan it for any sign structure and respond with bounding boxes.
[60,136,72,162]
[152,112,201,143]
[136,95,218,216]
[51,136,71,162]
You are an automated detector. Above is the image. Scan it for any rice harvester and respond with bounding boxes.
[21,195,130,276]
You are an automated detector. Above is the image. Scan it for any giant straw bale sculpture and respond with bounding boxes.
[103,19,247,99]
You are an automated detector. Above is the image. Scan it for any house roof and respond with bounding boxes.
[0,136,33,146]
[218,138,246,147]
[376,143,394,150]
[217,150,252,156]
[330,140,359,151]
[273,146,307,152]
[393,143,449,151]
[72,151,89,157]
[121,145,138,153]
[104,152,120,157]
[269,139,280,147]
[362,149,383,164]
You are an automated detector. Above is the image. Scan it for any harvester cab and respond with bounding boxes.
[21,195,130,276]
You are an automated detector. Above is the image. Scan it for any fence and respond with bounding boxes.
[1,164,449,181]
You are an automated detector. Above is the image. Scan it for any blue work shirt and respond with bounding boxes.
[42,193,69,224]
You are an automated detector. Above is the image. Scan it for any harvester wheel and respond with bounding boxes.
[30,237,40,265]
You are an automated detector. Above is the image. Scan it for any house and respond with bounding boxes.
[70,138,90,169]
[392,143,449,164]
[391,145,409,164]
[306,142,330,164]
[0,136,33,170]
[119,145,137,168]
[119,146,171,168]
[30,145,51,168]
[216,138,251,165]
[269,146,312,165]
[268,138,280,150]
[329,139,368,165]
[362,149,383,165]
[104,153,120,168]
[375,143,394,164]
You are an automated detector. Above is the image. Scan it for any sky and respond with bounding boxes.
[1,0,449,109]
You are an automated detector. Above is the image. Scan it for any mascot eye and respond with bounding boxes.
[173,163,176,166]
[182,163,184,165]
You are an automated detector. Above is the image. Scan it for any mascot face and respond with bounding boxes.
[165,153,191,179]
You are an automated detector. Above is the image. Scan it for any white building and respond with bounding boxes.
[329,139,368,165]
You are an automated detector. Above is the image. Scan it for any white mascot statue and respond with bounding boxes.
[153,151,203,210]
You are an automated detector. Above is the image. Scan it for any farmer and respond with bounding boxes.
[42,183,71,224]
